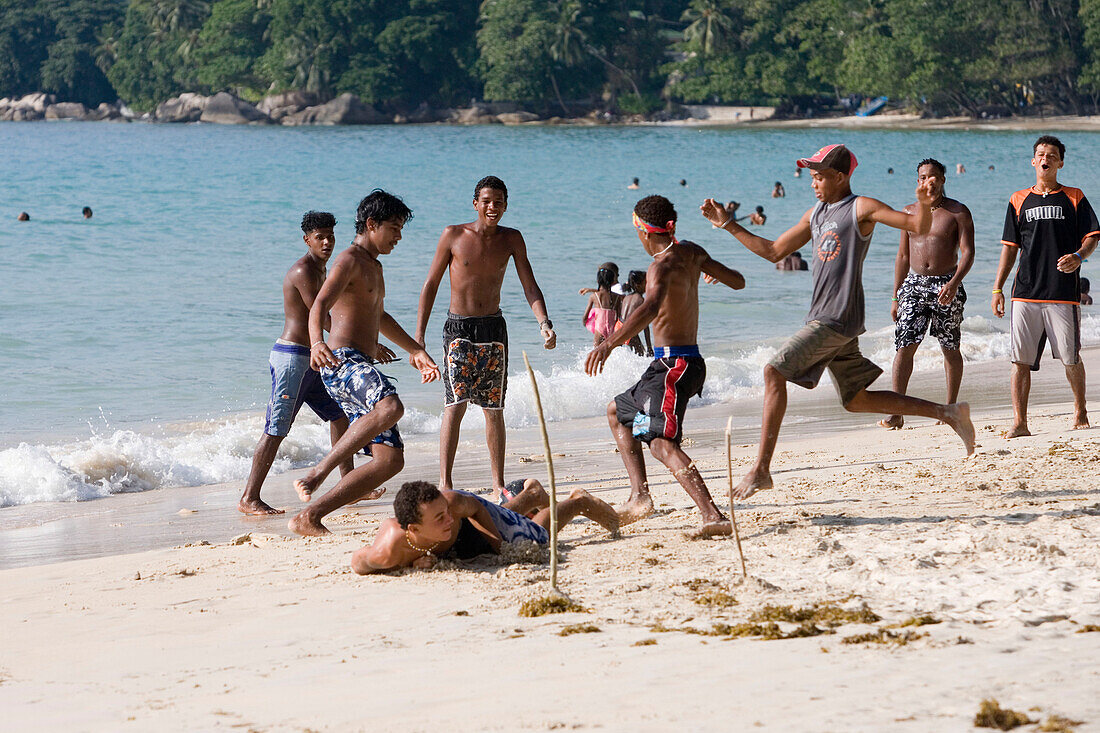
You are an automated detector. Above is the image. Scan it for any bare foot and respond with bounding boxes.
[1072,412,1089,430]
[878,415,903,429]
[288,512,330,537]
[570,489,621,537]
[238,498,284,516]
[1005,424,1031,439]
[942,402,976,455]
[616,493,654,526]
[732,468,772,500]
[357,486,387,503]
[686,520,733,540]
[295,474,322,502]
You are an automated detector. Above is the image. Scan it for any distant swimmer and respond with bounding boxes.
[239,211,363,516]
[17,212,29,221]
[289,191,440,536]
[1082,277,1093,305]
[776,250,808,271]
[794,168,802,178]
[772,181,786,198]
[415,176,556,497]
[82,206,92,219]
[879,159,975,430]
[680,179,687,187]
[992,135,1098,437]
[349,479,618,573]
[887,168,894,175]
[619,269,653,356]
[628,177,640,189]
[749,205,766,225]
[957,163,966,174]
[583,262,621,346]
[988,165,996,171]
[701,143,975,500]
[585,195,745,537]
[725,200,741,219]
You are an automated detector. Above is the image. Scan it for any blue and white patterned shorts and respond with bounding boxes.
[462,491,549,544]
[320,346,403,454]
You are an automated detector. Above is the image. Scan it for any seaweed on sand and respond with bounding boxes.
[973,699,1034,730]
[519,595,586,617]
[559,624,600,636]
[841,629,926,646]
[750,602,880,627]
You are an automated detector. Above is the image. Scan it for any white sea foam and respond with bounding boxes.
[0,313,1095,508]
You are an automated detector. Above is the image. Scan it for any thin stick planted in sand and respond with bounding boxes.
[523,351,559,592]
[726,417,748,577]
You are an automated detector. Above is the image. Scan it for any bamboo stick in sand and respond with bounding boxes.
[726,416,748,577]
[523,351,559,592]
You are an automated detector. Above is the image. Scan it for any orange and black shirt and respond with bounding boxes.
[1002,186,1100,304]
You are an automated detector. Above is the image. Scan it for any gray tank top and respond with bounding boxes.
[806,194,872,337]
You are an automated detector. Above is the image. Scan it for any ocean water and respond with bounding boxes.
[2,121,1099,507]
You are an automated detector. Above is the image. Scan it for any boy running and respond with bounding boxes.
[992,135,1099,436]
[880,158,975,429]
[414,176,556,496]
[585,195,746,536]
[240,211,359,516]
[289,190,439,536]
[700,143,975,501]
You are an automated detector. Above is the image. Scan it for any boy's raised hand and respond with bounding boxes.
[410,348,440,383]
[700,198,728,228]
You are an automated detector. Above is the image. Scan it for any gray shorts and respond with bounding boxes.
[1011,301,1080,370]
[769,321,883,405]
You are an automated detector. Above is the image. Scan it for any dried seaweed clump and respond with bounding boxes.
[894,615,941,628]
[519,595,586,617]
[654,621,831,640]
[559,624,601,636]
[973,699,1034,730]
[1037,714,1084,732]
[1075,624,1100,633]
[633,638,657,646]
[841,629,926,646]
[751,602,880,628]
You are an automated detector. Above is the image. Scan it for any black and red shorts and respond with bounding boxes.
[614,346,706,444]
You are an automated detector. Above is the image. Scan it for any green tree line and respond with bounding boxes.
[3,0,1100,115]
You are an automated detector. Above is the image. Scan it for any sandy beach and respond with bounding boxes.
[2,347,1099,731]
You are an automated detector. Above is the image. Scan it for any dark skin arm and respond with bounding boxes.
[379,312,440,383]
[414,230,453,346]
[511,234,556,349]
[939,206,975,307]
[700,199,812,263]
[891,230,911,322]
[445,491,503,553]
[308,254,356,370]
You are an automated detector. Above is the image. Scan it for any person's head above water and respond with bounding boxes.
[755,205,764,214]
[17,212,29,221]
[597,262,618,289]
[679,179,687,186]
[82,206,92,219]
[393,480,445,530]
[632,177,639,185]
[797,144,858,203]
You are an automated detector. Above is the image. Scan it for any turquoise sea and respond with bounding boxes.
[3,122,1099,506]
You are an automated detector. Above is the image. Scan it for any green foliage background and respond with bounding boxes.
[3,0,1100,115]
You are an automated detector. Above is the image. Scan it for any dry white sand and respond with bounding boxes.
[2,353,1099,731]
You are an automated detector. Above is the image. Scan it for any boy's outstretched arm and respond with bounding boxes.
[414,230,453,347]
[701,199,811,263]
[859,180,934,234]
[700,254,746,290]
[380,312,440,383]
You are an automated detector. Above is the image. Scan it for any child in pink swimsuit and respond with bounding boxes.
[583,263,621,345]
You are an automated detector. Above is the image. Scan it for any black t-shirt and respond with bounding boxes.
[1002,186,1100,303]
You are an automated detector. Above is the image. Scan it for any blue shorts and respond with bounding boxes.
[264,342,346,437]
[320,346,403,454]
[463,491,549,544]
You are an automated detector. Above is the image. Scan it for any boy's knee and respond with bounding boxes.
[763,365,786,386]
[380,395,404,423]
[606,401,618,419]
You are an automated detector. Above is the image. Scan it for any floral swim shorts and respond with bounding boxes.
[319,346,402,454]
[442,311,508,410]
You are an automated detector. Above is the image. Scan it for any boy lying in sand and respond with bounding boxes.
[350,479,619,574]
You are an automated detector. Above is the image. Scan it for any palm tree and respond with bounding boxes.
[549,0,641,100]
[149,0,210,35]
[681,0,737,56]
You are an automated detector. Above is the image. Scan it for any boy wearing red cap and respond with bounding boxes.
[700,144,976,500]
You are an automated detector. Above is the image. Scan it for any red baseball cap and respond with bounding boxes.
[796,144,858,175]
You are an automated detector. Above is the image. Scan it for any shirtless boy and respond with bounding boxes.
[585,195,746,536]
[240,211,354,516]
[415,176,556,495]
[880,159,975,429]
[350,479,618,573]
[288,190,440,536]
[700,144,975,501]
[992,135,1099,436]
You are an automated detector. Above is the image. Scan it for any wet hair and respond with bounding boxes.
[301,210,336,234]
[626,269,646,293]
[917,158,946,177]
[755,205,764,213]
[679,179,687,186]
[82,206,92,218]
[393,481,442,529]
[887,168,894,174]
[774,181,781,187]
[634,195,677,228]
[632,177,639,185]
[1082,277,1091,293]
[474,175,508,202]
[596,262,617,289]
[355,190,412,234]
[1034,135,1065,159]
[17,212,29,221]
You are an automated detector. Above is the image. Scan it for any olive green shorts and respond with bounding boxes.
[769,321,883,405]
